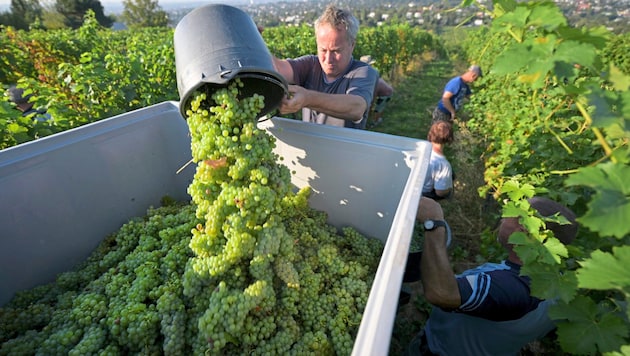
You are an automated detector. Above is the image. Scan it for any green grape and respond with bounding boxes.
[1,78,386,355]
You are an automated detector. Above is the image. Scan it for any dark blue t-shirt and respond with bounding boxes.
[455,260,542,321]
[424,260,556,355]
[436,76,471,114]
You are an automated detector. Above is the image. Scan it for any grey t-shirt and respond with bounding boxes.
[425,300,556,356]
[288,55,378,129]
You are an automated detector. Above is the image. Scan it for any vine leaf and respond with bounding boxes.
[524,264,577,302]
[527,1,566,31]
[608,64,630,91]
[565,162,630,238]
[576,246,630,292]
[554,40,598,68]
[512,233,567,265]
[587,86,628,128]
[550,296,628,354]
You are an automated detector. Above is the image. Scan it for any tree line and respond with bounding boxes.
[0,0,169,30]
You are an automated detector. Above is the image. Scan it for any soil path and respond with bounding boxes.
[382,57,495,355]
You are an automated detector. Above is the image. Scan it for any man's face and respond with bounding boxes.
[497,217,522,246]
[315,23,354,81]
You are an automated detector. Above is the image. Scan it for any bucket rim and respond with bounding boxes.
[178,68,288,119]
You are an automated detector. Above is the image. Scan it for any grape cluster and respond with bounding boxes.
[0,79,385,355]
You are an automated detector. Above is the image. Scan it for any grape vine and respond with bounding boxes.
[456,0,630,353]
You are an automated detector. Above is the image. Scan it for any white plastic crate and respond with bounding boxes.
[0,101,430,355]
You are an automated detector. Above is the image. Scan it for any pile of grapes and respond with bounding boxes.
[0,79,385,355]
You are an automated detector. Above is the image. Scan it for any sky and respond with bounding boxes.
[0,0,249,12]
[0,0,246,4]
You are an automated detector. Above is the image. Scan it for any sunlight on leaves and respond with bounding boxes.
[577,246,630,291]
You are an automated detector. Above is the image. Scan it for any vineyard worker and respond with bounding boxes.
[408,196,578,356]
[360,55,394,128]
[7,85,52,122]
[432,65,482,123]
[269,4,378,129]
[422,120,454,200]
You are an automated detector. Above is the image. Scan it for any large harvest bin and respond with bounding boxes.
[0,101,430,355]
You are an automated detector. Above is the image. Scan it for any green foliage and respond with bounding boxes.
[549,295,628,355]
[577,247,630,293]
[2,3,628,352]
[121,0,169,29]
[261,24,316,60]
[55,0,113,29]
[602,32,630,75]
[458,0,630,353]
[262,23,444,80]
[565,163,630,238]
[3,0,44,30]
[1,11,177,150]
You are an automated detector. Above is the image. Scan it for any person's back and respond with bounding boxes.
[410,197,579,356]
[432,65,481,123]
[7,85,52,122]
[422,121,454,200]
[425,299,555,356]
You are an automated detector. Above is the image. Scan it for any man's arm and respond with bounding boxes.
[434,188,452,198]
[375,78,394,97]
[272,56,295,85]
[280,84,368,122]
[417,197,461,309]
[440,91,456,120]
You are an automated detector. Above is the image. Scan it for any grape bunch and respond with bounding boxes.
[0,79,384,356]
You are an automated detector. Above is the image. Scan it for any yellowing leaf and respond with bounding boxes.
[609,64,630,91]
[518,72,542,84]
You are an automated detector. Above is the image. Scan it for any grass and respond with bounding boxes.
[371,54,501,355]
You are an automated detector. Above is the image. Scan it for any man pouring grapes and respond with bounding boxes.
[267,5,379,129]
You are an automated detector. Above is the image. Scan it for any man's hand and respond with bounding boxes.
[279,85,306,114]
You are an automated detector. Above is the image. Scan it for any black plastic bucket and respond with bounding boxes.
[174,4,287,119]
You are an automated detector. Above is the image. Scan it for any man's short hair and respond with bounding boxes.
[314,5,359,44]
[427,120,454,145]
[468,65,483,77]
[528,197,578,245]
[7,85,31,104]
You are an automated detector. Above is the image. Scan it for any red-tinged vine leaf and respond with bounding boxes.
[565,162,630,238]
[523,265,577,302]
[550,296,629,355]
[576,246,630,291]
